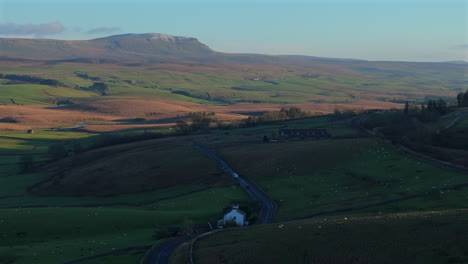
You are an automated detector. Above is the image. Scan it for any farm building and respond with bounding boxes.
[279,128,330,139]
[217,205,247,228]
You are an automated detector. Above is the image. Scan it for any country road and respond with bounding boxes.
[193,144,276,224]
[442,113,467,130]
[143,144,276,264]
[144,237,194,264]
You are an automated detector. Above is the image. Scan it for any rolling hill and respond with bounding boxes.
[0,33,467,133]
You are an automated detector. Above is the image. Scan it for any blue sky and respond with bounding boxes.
[0,0,466,62]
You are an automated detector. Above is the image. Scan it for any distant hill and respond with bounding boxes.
[0,33,466,111]
[0,33,216,62]
[0,33,466,67]
[0,33,341,65]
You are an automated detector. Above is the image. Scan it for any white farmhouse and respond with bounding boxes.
[217,205,247,228]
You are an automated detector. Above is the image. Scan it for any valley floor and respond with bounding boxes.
[1,113,467,264]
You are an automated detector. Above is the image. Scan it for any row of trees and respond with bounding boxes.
[400,90,468,122]
[404,98,450,116]
[0,73,66,87]
[176,107,311,133]
[364,91,467,150]
[244,107,310,127]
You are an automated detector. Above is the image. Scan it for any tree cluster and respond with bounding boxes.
[332,109,360,120]
[402,98,452,121]
[48,142,68,160]
[457,90,468,107]
[175,112,216,133]
[422,99,448,115]
[78,82,109,96]
[0,73,66,87]
[243,107,310,127]
[89,82,108,96]
[19,155,35,173]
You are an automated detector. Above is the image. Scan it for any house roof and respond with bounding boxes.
[225,208,246,217]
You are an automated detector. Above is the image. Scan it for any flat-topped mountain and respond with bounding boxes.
[0,33,215,61]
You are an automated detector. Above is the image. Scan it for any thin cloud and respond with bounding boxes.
[453,44,468,49]
[86,27,121,35]
[0,21,64,37]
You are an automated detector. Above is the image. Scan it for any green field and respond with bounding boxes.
[215,115,361,138]
[0,59,466,106]
[1,108,468,263]
[0,35,466,264]
[0,130,93,176]
[0,129,254,264]
[183,209,468,264]
[206,117,468,221]
[0,186,248,264]
[0,82,97,105]
[79,249,148,264]
[361,107,468,168]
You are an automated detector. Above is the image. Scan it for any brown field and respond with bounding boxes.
[0,99,401,132]
[0,105,120,131]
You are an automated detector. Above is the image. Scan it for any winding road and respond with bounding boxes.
[442,113,467,131]
[145,237,194,264]
[143,144,276,264]
[193,144,276,224]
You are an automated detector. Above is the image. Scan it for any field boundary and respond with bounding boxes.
[0,184,237,209]
[57,244,152,264]
[189,230,220,264]
[353,114,468,175]
[290,181,468,221]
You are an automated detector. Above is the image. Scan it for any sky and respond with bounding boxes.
[0,0,466,62]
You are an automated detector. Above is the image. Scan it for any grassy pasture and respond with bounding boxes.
[78,248,148,264]
[0,60,465,106]
[215,115,361,138]
[0,129,254,264]
[362,107,468,167]
[186,209,468,264]
[0,184,202,207]
[0,131,224,206]
[0,185,249,264]
[0,130,92,177]
[0,132,242,208]
[31,135,234,196]
[209,134,468,220]
[0,82,96,104]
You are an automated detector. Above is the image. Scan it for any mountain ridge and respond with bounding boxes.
[0,33,465,65]
[0,33,215,62]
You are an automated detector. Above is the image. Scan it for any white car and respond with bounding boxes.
[232,173,239,179]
